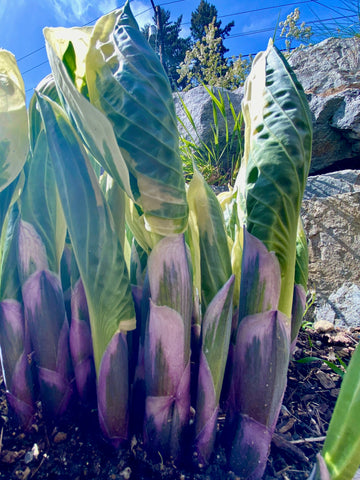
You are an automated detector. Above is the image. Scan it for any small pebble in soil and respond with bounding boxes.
[53,431,67,443]
[120,466,132,479]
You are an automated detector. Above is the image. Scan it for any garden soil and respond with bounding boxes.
[1,325,359,480]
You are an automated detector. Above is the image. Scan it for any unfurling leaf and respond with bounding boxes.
[0,49,28,192]
[44,2,188,236]
[236,40,312,318]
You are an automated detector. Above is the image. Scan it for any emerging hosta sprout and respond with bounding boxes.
[144,235,192,459]
[236,40,312,319]
[22,270,73,417]
[226,230,289,479]
[36,92,135,445]
[0,299,35,428]
[70,277,96,406]
[195,274,234,463]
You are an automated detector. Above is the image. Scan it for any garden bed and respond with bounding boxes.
[1,325,358,480]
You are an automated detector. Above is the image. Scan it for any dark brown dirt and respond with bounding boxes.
[1,325,359,480]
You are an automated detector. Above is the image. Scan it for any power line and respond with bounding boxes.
[21,2,358,91]
[180,0,315,25]
[226,13,357,39]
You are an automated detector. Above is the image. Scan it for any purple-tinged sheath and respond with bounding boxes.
[97,331,129,449]
[237,229,281,324]
[22,270,73,417]
[195,275,234,464]
[290,284,306,353]
[144,302,191,458]
[227,310,290,479]
[195,350,218,463]
[0,299,35,429]
[144,234,192,459]
[70,278,96,405]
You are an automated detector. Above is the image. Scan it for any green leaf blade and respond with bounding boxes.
[36,93,135,374]
[237,41,312,317]
[0,50,28,192]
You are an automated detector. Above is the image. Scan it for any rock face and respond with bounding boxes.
[173,86,243,167]
[175,37,360,175]
[288,37,360,173]
[302,170,360,328]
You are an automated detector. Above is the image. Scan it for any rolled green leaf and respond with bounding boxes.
[43,25,133,199]
[321,342,360,480]
[187,168,232,312]
[22,269,73,417]
[20,131,66,275]
[144,234,192,459]
[295,217,308,291]
[195,274,234,464]
[290,283,306,352]
[86,2,188,236]
[0,205,22,302]
[227,310,290,479]
[236,40,312,318]
[0,299,35,428]
[0,49,28,192]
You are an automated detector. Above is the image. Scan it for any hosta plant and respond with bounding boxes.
[0,3,320,478]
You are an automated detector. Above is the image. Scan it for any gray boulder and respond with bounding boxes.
[302,170,360,327]
[288,37,360,174]
[175,37,360,176]
[173,86,244,170]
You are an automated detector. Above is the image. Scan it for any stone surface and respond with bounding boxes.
[288,37,360,173]
[303,169,360,200]
[315,283,360,329]
[302,170,360,327]
[175,37,360,175]
[174,86,244,169]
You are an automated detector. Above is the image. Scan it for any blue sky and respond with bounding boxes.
[0,0,355,102]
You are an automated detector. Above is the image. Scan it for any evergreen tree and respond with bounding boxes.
[178,19,251,90]
[190,0,234,57]
[142,8,191,90]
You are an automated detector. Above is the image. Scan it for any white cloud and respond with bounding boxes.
[49,0,92,23]
[98,0,118,14]
[48,0,153,27]
[129,0,154,29]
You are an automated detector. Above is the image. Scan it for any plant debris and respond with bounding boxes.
[1,326,359,480]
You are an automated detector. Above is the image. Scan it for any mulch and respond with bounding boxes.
[1,324,359,480]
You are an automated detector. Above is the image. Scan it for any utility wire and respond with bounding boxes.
[21,1,358,90]
[180,0,315,25]
[227,14,357,40]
